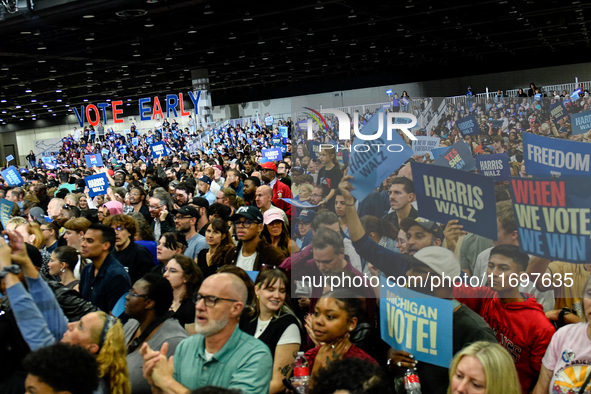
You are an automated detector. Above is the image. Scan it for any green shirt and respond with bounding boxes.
[173,325,272,394]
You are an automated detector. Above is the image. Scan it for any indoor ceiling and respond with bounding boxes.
[1,0,590,125]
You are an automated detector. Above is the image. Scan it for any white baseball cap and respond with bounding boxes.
[413,246,461,278]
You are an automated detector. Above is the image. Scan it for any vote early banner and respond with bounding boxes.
[412,137,440,155]
[84,154,103,167]
[456,114,481,137]
[0,198,14,229]
[411,162,497,240]
[85,173,109,198]
[509,177,591,263]
[380,278,453,368]
[1,166,24,187]
[523,133,590,177]
[570,109,591,135]
[262,148,283,161]
[150,142,168,159]
[475,153,510,181]
[433,141,476,172]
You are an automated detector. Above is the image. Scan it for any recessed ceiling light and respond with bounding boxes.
[20,31,31,34]
[31,99,36,102]
[25,89,32,93]
[16,105,21,109]
[0,100,5,103]
[144,23,154,27]
[85,37,95,41]
[38,60,46,63]
[57,99,62,102]
[42,104,47,108]
[56,89,62,93]
[83,99,88,102]
[37,46,46,50]
[83,15,94,18]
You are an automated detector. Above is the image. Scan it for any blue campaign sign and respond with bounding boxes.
[245,270,259,282]
[146,136,153,144]
[550,102,568,125]
[491,120,504,128]
[84,173,109,198]
[262,148,283,161]
[430,146,448,160]
[456,114,481,137]
[1,166,24,187]
[42,157,52,164]
[475,153,511,181]
[412,137,440,155]
[411,162,497,240]
[308,140,321,160]
[510,177,591,263]
[150,142,168,159]
[279,126,288,138]
[380,278,453,368]
[280,198,317,209]
[347,108,414,202]
[523,133,590,177]
[5,155,14,162]
[84,154,103,168]
[495,102,504,109]
[132,137,139,146]
[101,148,110,156]
[120,146,127,154]
[273,143,288,154]
[433,141,476,172]
[0,198,14,229]
[400,97,410,106]
[213,138,221,144]
[571,110,591,135]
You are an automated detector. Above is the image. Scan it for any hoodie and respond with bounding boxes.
[453,285,555,393]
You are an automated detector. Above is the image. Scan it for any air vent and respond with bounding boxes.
[115,9,148,18]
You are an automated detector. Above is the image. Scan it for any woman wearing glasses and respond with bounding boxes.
[123,273,188,394]
[163,254,203,328]
[197,218,235,279]
[240,268,304,394]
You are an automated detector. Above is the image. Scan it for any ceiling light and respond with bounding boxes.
[188,29,197,33]
[145,23,154,27]
[83,15,94,18]
[243,12,252,21]
[203,4,213,14]
[315,1,324,10]
[165,57,172,60]
[31,99,36,102]
[20,31,31,34]
[229,32,236,39]
[207,49,215,54]
[331,35,338,41]
[280,23,288,30]
[38,60,46,63]
[0,100,5,103]
[57,99,62,102]
[307,28,314,36]
[85,37,95,41]
[16,105,21,109]
[258,39,265,44]
[37,46,46,50]
[42,104,47,107]
[121,65,128,68]
[83,99,88,102]
[348,10,356,18]
[25,89,32,93]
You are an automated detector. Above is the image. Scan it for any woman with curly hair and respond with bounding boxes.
[0,231,131,394]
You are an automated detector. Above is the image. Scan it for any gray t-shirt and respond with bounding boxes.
[124,318,188,394]
[184,233,208,261]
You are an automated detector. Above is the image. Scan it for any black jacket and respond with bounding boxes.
[223,237,286,271]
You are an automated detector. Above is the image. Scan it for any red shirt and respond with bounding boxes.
[305,344,377,371]
[453,285,555,393]
[271,179,292,220]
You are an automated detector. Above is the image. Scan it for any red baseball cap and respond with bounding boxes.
[260,162,277,172]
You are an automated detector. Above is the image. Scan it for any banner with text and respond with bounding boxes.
[475,153,510,181]
[84,154,104,168]
[456,114,482,137]
[0,198,14,229]
[262,148,283,161]
[523,133,590,178]
[85,173,109,198]
[412,137,440,156]
[411,162,497,240]
[570,110,591,135]
[1,166,24,187]
[150,141,168,159]
[509,177,591,263]
[433,141,476,172]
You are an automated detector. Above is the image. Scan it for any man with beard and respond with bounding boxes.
[276,161,291,188]
[174,206,207,261]
[400,217,443,256]
[243,176,260,206]
[141,273,272,393]
[129,186,152,224]
[174,182,194,208]
[104,214,154,284]
[259,162,291,220]
[113,170,127,187]
[197,176,216,205]
[224,169,244,198]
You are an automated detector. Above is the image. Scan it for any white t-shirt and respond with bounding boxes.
[542,323,591,394]
[236,246,257,271]
[254,318,301,347]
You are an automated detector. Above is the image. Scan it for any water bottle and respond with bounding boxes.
[404,369,422,394]
[292,351,309,393]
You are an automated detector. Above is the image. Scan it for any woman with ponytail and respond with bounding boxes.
[0,230,130,394]
[47,246,80,291]
[316,145,343,214]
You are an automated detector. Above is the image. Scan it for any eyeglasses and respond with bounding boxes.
[174,215,192,221]
[233,219,255,228]
[128,290,149,299]
[310,193,322,198]
[130,192,141,197]
[148,205,162,211]
[193,294,238,307]
[163,266,183,274]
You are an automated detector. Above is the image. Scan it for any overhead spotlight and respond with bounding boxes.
[280,22,288,30]
[203,4,213,14]
[243,12,252,21]
[228,32,236,39]
[144,18,154,27]
[331,34,338,41]
[348,10,356,18]
[315,1,324,10]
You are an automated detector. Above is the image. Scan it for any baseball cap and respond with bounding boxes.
[413,246,461,278]
[480,136,493,146]
[230,205,264,223]
[29,207,48,225]
[192,197,210,209]
[198,175,212,184]
[296,209,316,223]
[260,162,277,172]
[292,166,304,174]
[263,208,285,225]
[400,217,444,240]
[172,205,200,218]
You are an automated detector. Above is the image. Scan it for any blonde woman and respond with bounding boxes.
[448,341,521,394]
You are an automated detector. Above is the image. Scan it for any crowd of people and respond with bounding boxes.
[0,82,590,394]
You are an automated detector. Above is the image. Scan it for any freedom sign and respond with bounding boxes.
[412,136,440,156]
[84,173,109,197]
[1,166,24,186]
[475,153,510,181]
[510,177,591,263]
[456,114,481,137]
[433,141,476,172]
[523,133,590,177]
[380,278,453,368]
[262,148,283,161]
[570,109,591,135]
[84,154,103,168]
[150,142,168,159]
[411,162,497,240]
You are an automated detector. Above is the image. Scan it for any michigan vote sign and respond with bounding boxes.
[380,278,453,368]
[411,162,497,240]
[509,177,591,263]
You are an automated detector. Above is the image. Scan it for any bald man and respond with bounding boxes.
[255,186,273,213]
[142,273,272,394]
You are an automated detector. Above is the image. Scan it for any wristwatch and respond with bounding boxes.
[0,264,22,279]
[559,307,571,323]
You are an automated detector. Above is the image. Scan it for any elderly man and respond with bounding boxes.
[141,273,272,394]
[259,162,291,220]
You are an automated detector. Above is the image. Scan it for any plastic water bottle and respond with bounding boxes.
[404,369,422,394]
[292,351,309,393]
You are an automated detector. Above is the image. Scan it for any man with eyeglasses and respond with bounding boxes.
[149,192,176,242]
[141,273,272,393]
[174,206,207,261]
[259,162,292,221]
[223,206,285,271]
